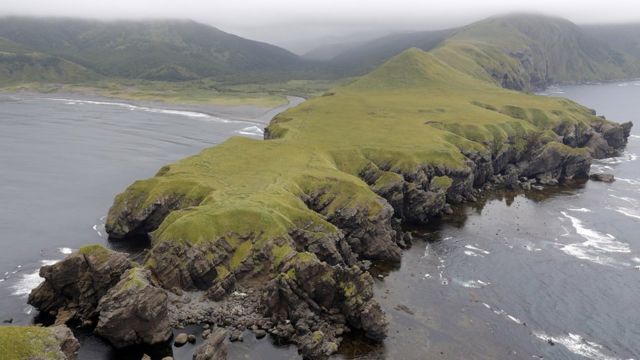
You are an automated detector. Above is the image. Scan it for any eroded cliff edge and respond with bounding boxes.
[30,47,632,359]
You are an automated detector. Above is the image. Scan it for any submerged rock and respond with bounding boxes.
[95,267,172,348]
[589,173,615,183]
[28,244,132,325]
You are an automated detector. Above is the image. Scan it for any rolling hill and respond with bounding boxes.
[311,14,640,89]
[0,17,309,83]
[0,36,96,83]
[1,14,639,87]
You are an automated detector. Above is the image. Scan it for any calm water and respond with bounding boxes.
[0,82,638,360]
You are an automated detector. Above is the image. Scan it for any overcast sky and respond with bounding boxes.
[2,0,640,53]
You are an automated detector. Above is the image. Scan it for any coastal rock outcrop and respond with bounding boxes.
[28,246,173,349]
[28,244,132,325]
[95,267,172,348]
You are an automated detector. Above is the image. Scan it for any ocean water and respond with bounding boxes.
[0,81,638,360]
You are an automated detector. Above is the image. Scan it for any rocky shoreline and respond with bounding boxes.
[26,114,631,359]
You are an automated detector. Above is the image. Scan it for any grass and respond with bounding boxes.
[78,244,112,262]
[0,326,66,360]
[108,42,616,290]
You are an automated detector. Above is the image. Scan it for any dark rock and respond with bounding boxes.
[28,245,132,325]
[193,328,228,360]
[521,142,591,181]
[2,318,13,324]
[229,330,243,342]
[589,173,615,183]
[188,334,197,343]
[95,268,172,348]
[174,333,189,346]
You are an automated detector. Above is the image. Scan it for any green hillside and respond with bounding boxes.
[0,36,97,83]
[441,14,640,90]
[2,14,639,88]
[0,17,310,82]
[318,14,640,89]
[324,29,453,75]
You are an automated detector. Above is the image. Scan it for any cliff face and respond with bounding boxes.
[28,40,633,358]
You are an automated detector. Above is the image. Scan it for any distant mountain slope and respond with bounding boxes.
[0,36,96,83]
[582,23,640,59]
[320,14,640,89]
[0,17,306,82]
[324,29,453,76]
[439,14,640,90]
[2,14,639,87]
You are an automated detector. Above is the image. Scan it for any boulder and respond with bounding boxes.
[193,328,228,360]
[174,333,189,346]
[95,267,172,348]
[589,173,615,183]
[28,244,132,325]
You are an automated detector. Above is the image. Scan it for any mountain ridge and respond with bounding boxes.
[1,14,640,87]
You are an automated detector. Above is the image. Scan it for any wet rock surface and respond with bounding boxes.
[589,173,615,182]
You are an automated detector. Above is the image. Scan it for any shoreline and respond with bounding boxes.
[0,89,306,125]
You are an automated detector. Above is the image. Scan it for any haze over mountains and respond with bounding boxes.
[1,14,640,87]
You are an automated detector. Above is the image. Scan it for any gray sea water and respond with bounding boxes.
[0,82,638,360]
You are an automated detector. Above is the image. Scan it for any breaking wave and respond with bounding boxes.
[559,212,630,267]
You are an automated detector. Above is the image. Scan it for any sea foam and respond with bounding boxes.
[10,260,59,296]
[559,212,630,267]
[47,98,250,124]
[533,332,629,360]
[237,126,265,136]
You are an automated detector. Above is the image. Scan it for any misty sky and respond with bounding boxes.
[2,0,640,53]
